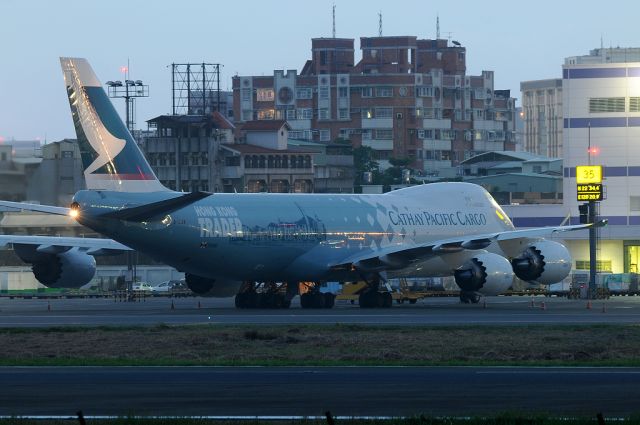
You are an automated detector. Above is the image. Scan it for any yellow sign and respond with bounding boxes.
[576,165,602,184]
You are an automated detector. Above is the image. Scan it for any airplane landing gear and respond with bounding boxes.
[234,282,292,309]
[357,273,393,308]
[299,283,335,309]
[459,291,481,304]
[358,290,392,308]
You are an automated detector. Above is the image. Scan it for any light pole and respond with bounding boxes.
[106,77,149,132]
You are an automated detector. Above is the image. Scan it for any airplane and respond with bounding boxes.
[0,57,604,308]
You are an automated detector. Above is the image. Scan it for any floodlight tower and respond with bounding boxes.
[106,65,149,132]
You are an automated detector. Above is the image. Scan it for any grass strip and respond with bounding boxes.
[1,324,640,367]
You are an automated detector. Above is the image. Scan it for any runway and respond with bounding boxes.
[1,295,640,327]
[1,366,640,417]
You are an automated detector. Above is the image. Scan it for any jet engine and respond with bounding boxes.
[454,252,513,296]
[13,245,96,288]
[185,273,242,297]
[510,240,572,285]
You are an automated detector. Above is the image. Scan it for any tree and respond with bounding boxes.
[353,146,379,185]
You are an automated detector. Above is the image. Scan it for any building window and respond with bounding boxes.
[256,88,274,102]
[376,86,393,97]
[320,129,330,142]
[374,129,393,139]
[225,156,240,166]
[441,130,456,140]
[318,108,329,120]
[575,260,612,272]
[475,109,484,120]
[416,86,433,97]
[319,86,329,100]
[631,196,640,211]
[286,109,297,121]
[362,87,374,97]
[589,97,625,113]
[474,130,484,141]
[257,109,274,120]
[338,87,348,98]
[630,97,640,112]
[375,107,393,119]
[338,108,349,120]
[242,110,253,121]
[297,108,313,119]
[241,89,252,101]
[296,88,312,99]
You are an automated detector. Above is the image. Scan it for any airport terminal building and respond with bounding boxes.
[511,48,640,274]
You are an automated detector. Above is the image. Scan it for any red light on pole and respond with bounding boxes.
[588,146,600,156]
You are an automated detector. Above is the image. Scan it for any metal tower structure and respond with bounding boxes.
[106,69,149,132]
[171,63,222,116]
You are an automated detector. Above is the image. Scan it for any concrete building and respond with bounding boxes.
[233,36,516,177]
[520,79,563,157]
[143,112,235,192]
[220,120,315,193]
[508,47,640,275]
[26,139,84,206]
[461,151,562,205]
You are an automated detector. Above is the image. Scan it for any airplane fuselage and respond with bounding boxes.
[73,183,515,282]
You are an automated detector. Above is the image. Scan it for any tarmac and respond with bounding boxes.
[1,294,640,327]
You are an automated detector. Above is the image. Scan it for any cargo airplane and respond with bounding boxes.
[0,58,601,308]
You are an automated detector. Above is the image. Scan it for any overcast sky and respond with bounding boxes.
[1,0,639,142]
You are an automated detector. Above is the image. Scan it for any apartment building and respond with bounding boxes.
[520,79,563,158]
[233,36,516,177]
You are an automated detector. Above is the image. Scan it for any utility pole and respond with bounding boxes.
[587,123,597,298]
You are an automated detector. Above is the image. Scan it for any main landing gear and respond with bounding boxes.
[234,282,292,309]
[357,273,393,308]
[299,282,335,309]
[459,290,481,304]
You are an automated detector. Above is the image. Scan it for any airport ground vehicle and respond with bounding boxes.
[132,282,153,292]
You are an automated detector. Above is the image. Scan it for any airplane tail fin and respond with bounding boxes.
[60,57,169,193]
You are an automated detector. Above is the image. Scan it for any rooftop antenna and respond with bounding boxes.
[436,14,440,39]
[332,4,336,38]
[378,11,383,36]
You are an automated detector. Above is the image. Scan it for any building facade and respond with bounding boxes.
[520,79,563,158]
[233,36,516,177]
[142,112,235,192]
[508,47,640,275]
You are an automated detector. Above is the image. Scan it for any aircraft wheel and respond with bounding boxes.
[323,293,335,309]
[280,297,291,309]
[234,293,245,309]
[300,293,312,309]
[311,293,326,308]
[382,292,393,308]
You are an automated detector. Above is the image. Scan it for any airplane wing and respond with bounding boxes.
[330,221,606,272]
[0,235,132,255]
[0,200,70,215]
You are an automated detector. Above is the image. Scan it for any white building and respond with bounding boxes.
[510,47,640,274]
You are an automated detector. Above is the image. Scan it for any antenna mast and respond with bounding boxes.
[437,14,440,39]
[378,11,383,36]
[332,4,336,38]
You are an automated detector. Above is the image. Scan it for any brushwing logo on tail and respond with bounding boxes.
[61,57,167,193]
